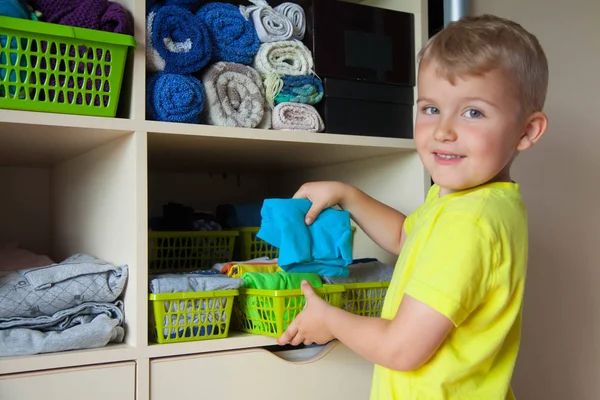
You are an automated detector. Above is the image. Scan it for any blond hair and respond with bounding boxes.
[418,14,548,115]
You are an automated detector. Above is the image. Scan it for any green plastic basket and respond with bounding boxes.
[148,231,239,273]
[0,16,136,116]
[149,290,238,344]
[233,284,345,338]
[341,282,390,317]
[235,227,279,260]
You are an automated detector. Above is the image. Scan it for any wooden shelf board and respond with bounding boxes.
[0,344,137,375]
[0,110,416,169]
[0,110,134,167]
[147,129,415,172]
[145,331,278,359]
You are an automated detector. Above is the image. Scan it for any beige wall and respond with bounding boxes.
[468,1,600,399]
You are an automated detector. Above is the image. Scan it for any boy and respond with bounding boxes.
[276,14,549,399]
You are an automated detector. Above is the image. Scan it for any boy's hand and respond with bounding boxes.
[277,281,335,346]
[293,181,348,225]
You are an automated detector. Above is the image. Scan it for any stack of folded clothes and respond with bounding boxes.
[0,253,128,357]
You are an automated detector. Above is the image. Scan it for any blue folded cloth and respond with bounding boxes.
[257,198,353,277]
[274,75,324,105]
[146,5,212,74]
[146,72,205,123]
[1,0,36,98]
[164,0,203,12]
[0,0,36,19]
[196,2,260,65]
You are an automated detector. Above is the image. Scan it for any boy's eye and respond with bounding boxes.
[423,106,440,115]
[464,109,484,119]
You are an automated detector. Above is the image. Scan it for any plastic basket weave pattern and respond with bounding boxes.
[0,16,135,116]
[149,290,238,344]
[148,231,239,273]
[235,227,279,260]
[233,285,344,338]
[341,282,389,317]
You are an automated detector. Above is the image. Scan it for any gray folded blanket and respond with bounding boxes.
[149,274,244,294]
[0,314,125,357]
[0,301,124,331]
[321,261,393,284]
[0,254,128,319]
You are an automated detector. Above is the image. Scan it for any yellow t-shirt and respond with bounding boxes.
[371,182,528,400]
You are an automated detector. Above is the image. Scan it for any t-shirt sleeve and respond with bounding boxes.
[404,213,497,326]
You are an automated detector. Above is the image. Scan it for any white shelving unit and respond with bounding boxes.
[0,1,429,399]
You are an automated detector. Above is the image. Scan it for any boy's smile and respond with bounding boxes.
[414,63,530,196]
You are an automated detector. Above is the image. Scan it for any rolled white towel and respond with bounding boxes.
[253,40,314,76]
[272,102,324,133]
[240,0,294,43]
[274,2,306,40]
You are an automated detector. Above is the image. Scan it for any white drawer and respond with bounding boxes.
[150,341,373,400]
[0,361,135,400]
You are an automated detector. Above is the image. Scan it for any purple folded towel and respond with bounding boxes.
[32,0,133,35]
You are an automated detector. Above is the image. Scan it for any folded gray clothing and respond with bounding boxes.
[0,314,125,357]
[0,300,124,331]
[321,261,393,284]
[0,254,128,319]
[149,274,243,294]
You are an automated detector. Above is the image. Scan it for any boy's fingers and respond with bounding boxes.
[290,332,305,346]
[277,322,298,345]
[301,280,316,299]
[305,204,323,225]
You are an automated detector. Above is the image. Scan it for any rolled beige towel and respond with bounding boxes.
[201,61,269,128]
[272,102,324,132]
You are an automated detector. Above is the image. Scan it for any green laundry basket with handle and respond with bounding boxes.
[0,15,136,116]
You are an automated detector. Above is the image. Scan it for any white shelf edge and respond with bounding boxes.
[0,344,137,375]
[0,109,136,133]
[0,110,415,151]
[145,120,416,150]
[144,331,278,359]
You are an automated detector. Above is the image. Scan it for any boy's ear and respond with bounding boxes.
[517,111,548,151]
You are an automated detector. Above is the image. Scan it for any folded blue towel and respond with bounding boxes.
[164,0,203,12]
[0,0,36,19]
[274,75,324,105]
[146,72,205,123]
[147,5,212,74]
[197,2,260,65]
[257,198,353,277]
[1,0,36,98]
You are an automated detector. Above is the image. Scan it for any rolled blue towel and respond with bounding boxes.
[164,0,203,12]
[273,75,324,106]
[146,5,212,74]
[146,72,205,123]
[197,2,260,65]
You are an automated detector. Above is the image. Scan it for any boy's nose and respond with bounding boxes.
[433,121,458,142]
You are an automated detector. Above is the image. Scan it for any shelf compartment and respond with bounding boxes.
[147,130,415,172]
[0,343,136,375]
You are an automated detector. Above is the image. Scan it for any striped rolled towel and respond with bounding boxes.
[197,2,260,65]
[272,102,324,133]
[240,0,294,43]
[274,2,306,40]
[253,40,314,76]
[268,75,324,106]
[146,5,212,74]
[201,62,269,128]
[146,73,205,124]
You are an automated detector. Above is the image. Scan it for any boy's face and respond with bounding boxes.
[415,63,526,194]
